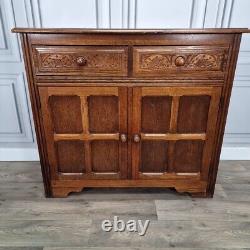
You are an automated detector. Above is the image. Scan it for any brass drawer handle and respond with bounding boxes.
[133,134,140,143]
[120,134,127,143]
[76,56,87,66]
[175,56,185,66]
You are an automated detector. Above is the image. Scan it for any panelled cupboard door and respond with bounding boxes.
[132,86,221,181]
[38,86,128,180]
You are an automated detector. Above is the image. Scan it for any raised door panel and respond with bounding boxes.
[39,86,128,180]
[132,86,221,181]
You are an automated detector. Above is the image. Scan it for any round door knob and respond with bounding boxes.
[76,56,87,66]
[175,56,185,66]
[133,134,140,143]
[120,134,127,143]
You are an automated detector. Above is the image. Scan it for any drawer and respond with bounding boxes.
[133,46,229,78]
[32,46,128,77]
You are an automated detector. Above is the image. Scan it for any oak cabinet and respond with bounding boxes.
[12,28,249,197]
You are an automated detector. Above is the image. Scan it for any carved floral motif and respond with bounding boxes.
[186,54,224,69]
[139,52,226,71]
[41,54,74,68]
[140,54,172,70]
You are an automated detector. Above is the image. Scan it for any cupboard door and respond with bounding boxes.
[39,86,127,180]
[132,86,221,180]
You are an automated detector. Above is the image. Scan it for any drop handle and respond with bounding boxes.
[133,134,140,143]
[120,134,127,143]
[76,56,87,66]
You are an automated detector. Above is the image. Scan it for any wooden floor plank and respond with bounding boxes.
[0,248,42,250]
[221,183,250,202]
[0,220,91,247]
[44,248,250,250]
[0,160,249,248]
[87,220,250,248]
[0,200,157,221]
[0,162,42,183]
[155,199,250,221]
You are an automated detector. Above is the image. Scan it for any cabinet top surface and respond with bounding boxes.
[12,28,250,34]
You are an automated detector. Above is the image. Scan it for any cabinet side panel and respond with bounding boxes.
[21,34,52,197]
[207,34,242,197]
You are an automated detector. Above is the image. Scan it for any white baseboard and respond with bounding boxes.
[0,146,249,161]
[0,148,39,161]
[220,146,250,160]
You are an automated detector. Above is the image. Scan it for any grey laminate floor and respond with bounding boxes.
[0,161,250,249]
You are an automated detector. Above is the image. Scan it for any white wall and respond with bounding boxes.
[0,0,250,160]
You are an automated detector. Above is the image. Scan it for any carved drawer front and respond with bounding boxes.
[133,46,229,78]
[32,46,128,77]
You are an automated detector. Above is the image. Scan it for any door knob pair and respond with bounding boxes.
[120,134,140,143]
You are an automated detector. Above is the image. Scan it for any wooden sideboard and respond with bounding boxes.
[12,28,249,198]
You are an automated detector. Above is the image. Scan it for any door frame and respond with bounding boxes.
[131,86,222,181]
[38,86,128,180]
